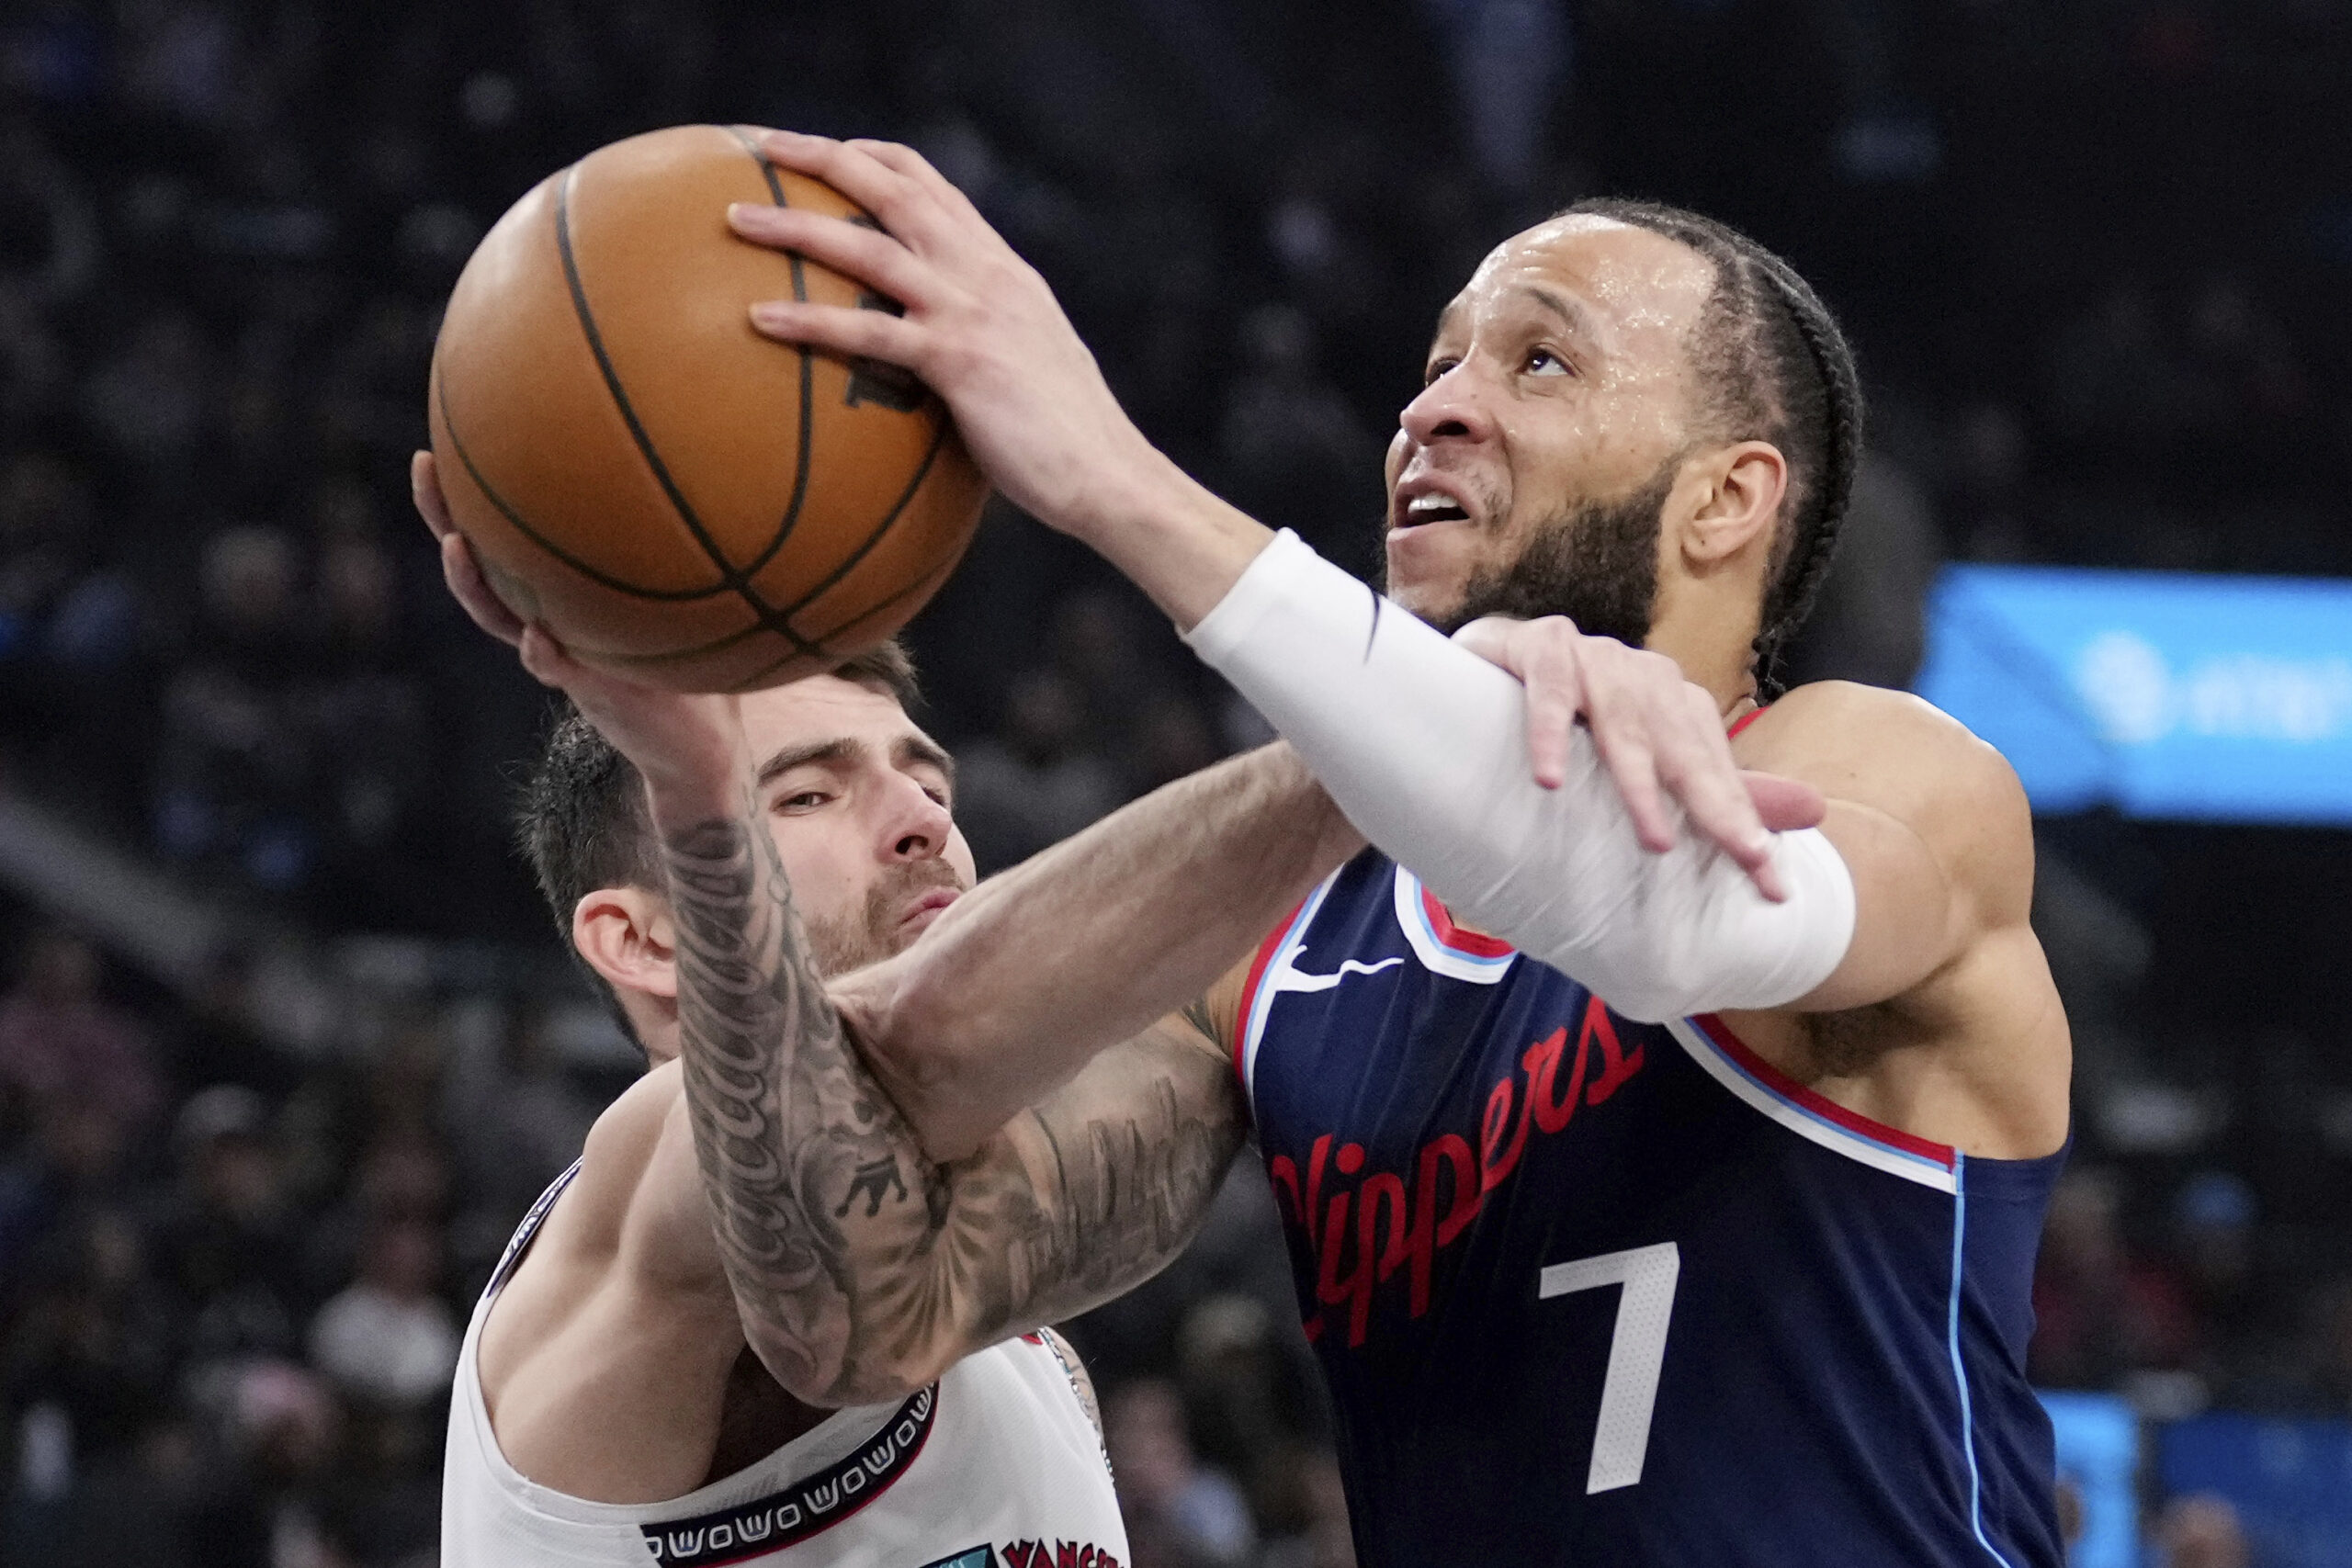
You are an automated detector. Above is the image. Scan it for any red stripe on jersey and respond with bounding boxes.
[1419,885,1516,960]
[1728,704,1770,739]
[1233,901,1305,1090]
[1691,1013,1957,1168]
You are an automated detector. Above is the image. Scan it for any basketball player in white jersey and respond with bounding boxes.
[413,455,1345,1568]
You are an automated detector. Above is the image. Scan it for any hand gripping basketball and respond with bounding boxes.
[413,451,747,796]
[732,131,1165,539]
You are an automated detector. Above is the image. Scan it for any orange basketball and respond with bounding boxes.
[426,124,988,693]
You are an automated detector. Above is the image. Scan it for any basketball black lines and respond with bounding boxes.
[729,518,963,692]
[442,125,965,687]
[435,374,728,604]
[723,125,819,585]
[553,157,828,664]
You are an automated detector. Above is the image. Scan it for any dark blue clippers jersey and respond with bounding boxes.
[1237,850,2066,1568]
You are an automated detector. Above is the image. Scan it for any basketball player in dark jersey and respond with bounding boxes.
[716,131,2070,1565]
[429,129,2069,1564]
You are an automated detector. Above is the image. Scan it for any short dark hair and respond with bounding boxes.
[1559,198,1864,697]
[514,640,922,1047]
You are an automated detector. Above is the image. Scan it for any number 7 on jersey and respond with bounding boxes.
[1539,1241,1681,1494]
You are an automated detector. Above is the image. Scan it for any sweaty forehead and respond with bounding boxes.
[1440,215,1717,355]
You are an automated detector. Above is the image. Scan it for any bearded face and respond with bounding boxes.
[801,857,967,978]
[1385,455,1676,646]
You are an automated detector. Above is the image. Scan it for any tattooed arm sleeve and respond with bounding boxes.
[662,804,1248,1407]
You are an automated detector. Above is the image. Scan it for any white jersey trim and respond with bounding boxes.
[1393,867,1519,985]
[1237,868,1342,1119]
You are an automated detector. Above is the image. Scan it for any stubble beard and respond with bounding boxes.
[1392,460,1676,646]
[802,860,968,977]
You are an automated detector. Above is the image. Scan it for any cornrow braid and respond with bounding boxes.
[1560,199,1865,697]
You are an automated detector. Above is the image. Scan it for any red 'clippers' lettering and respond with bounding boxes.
[1583,1002,1645,1105]
[1275,996,1645,1348]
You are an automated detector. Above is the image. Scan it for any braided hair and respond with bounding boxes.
[1560,199,1864,696]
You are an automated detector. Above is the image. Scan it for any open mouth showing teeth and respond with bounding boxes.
[1400,495,1469,525]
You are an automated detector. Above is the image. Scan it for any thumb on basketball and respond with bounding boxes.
[514,623,581,689]
[415,452,530,649]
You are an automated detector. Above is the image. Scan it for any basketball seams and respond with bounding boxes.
[727,542,965,694]
[729,450,978,690]
[553,158,830,663]
[773,420,949,621]
[435,372,731,604]
[812,547,960,646]
[720,125,820,585]
[559,615,772,668]
[440,125,982,689]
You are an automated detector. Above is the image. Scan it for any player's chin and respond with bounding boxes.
[888,900,950,950]
[1383,526,1476,623]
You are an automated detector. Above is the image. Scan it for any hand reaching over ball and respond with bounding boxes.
[729,133,1157,535]
[730,131,1272,630]
[426,124,989,694]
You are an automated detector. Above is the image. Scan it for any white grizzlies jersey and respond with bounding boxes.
[442,1166,1129,1568]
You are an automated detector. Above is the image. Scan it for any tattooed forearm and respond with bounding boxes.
[662,807,902,1396]
[662,799,1247,1405]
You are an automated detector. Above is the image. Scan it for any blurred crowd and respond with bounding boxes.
[2,0,2352,1563]
[0,920,598,1565]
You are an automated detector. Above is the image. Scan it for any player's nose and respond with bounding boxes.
[1398,362,1497,448]
[877,773,954,863]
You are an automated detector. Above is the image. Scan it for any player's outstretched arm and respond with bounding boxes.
[832,741,1354,1161]
[655,770,1250,1407]
[417,445,1348,1165]
[729,133,1812,898]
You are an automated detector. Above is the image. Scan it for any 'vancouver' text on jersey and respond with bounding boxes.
[1236,851,2065,1567]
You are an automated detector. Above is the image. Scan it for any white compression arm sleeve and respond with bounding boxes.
[1183,531,1855,1021]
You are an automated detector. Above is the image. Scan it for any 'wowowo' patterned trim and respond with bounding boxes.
[639,1384,938,1565]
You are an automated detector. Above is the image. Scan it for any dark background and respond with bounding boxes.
[1,2,2349,1563]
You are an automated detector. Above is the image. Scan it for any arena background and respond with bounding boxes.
[2,2,2350,1564]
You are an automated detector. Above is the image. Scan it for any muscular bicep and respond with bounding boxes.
[1740,683,2035,1014]
[1793,797,1964,1011]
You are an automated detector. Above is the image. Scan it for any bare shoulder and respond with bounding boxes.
[1737,682,2022,810]
[560,1063,686,1251]
[494,1063,703,1303]
[478,1062,721,1393]
[1739,682,2032,918]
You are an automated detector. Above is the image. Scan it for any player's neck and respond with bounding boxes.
[1645,560,1765,716]
[1641,616,1760,720]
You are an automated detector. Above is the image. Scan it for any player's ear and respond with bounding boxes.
[1672,441,1786,568]
[572,886,679,1005]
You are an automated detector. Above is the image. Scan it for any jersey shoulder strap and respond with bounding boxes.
[483,1159,583,1303]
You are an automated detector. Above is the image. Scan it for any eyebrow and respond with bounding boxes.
[1521,284,1600,344]
[1426,286,1599,360]
[753,733,958,791]
[894,734,957,789]
[755,738,859,788]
